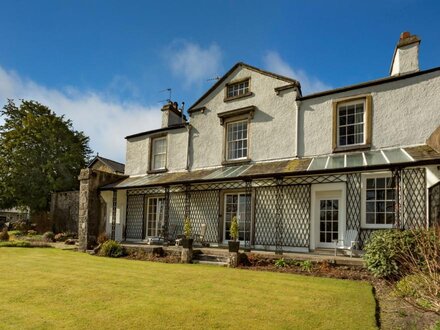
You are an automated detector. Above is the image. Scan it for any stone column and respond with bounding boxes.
[228,252,239,268]
[78,169,91,252]
[78,168,126,252]
[181,247,193,263]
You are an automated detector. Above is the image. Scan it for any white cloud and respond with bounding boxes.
[0,66,162,163]
[263,51,331,95]
[165,41,223,88]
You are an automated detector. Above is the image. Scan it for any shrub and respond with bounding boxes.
[363,229,415,278]
[300,260,313,272]
[27,230,38,236]
[42,231,55,242]
[274,258,286,268]
[0,228,9,241]
[64,231,77,239]
[54,233,67,242]
[99,240,125,258]
[12,220,29,231]
[183,218,192,238]
[395,226,440,313]
[97,232,109,244]
[230,216,239,241]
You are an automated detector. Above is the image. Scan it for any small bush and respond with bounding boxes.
[54,233,67,242]
[9,230,23,237]
[42,231,55,242]
[275,258,286,268]
[363,229,415,278]
[12,220,29,231]
[99,240,125,258]
[300,260,313,272]
[97,232,109,244]
[183,218,192,238]
[0,228,9,241]
[64,231,77,239]
[27,230,38,236]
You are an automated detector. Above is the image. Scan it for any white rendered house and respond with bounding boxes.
[100,32,440,253]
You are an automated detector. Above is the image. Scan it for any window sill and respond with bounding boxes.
[222,158,251,166]
[147,168,168,174]
[333,144,371,153]
[224,92,253,103]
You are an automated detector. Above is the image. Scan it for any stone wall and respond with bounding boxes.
[78,168,126,251]
[50,191,79,233]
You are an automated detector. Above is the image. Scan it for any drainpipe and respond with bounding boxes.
[295,94,301,158]
[186,124,192,171]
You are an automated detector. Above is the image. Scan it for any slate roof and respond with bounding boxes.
[88,156,125,174]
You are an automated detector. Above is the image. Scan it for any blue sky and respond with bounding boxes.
[0,0,439,162]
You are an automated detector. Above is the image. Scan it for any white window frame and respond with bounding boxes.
[151,136,167,170]
[145,196,165,238]
[361,172,396,229]
[226,120,248,161]
[223,192,251,243]
[226,80,249,99]
[336,99,366,148]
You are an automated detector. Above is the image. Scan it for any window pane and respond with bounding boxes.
[226,121,248,160]
[337,101,365,147]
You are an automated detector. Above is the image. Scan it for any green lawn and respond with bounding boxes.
[0,248,377,330]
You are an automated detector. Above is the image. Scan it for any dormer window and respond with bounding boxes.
[151,136,167,171]
[224,78,251,101]
[332,95,372,152]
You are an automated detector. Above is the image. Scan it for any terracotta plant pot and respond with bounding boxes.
[228,240,240,253]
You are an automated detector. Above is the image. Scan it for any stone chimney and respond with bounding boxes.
[390,31,421,76]
[161,101,184,128]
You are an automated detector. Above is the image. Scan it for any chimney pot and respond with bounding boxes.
[400,31,411,40]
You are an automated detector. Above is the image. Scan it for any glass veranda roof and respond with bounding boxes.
[307,148,414,171]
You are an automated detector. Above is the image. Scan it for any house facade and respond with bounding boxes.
[100,32,440,252]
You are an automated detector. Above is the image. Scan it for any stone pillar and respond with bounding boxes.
[78,168,126,252]
[181,247,193,263]
[228,252,239,268]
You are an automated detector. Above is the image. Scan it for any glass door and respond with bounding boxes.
[224,193,251,243]
[145,197,165,238]
[318,199,339,247]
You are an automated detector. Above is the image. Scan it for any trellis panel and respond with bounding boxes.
[125,195,144,240]
[169,192,186,236]
[401,168,426,229]
[282,185,311,247]
[254,187,277,246]
[190,190,220,243]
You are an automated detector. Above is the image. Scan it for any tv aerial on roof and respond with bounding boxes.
[158,88,172,104]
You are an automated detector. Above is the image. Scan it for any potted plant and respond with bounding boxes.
[182,217,193,249]
[228,216,240,252]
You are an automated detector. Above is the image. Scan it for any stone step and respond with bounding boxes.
[192,260,228,267]
[193,254,229,263]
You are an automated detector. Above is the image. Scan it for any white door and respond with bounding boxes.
[317,198,340,248]
[145,197,165,238]
[311,183,346,250]
[223,193,251,243]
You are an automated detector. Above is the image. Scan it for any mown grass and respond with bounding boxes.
[0,248,377,330]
